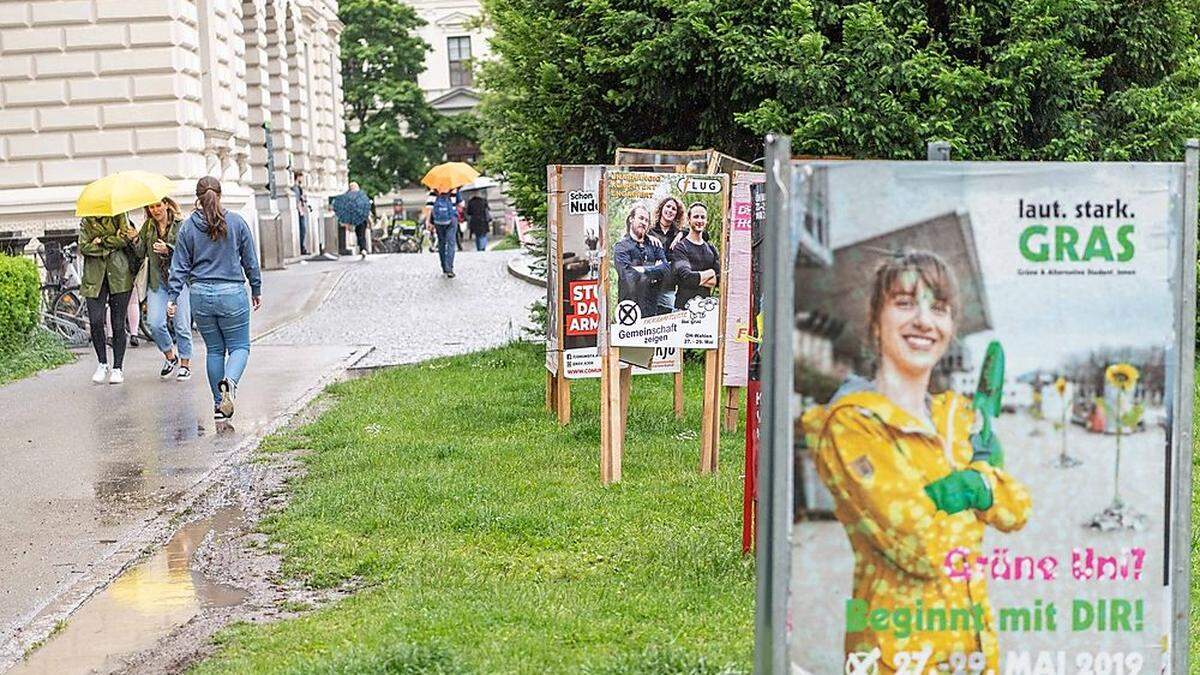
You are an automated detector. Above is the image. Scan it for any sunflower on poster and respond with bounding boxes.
[801,251,1032,673]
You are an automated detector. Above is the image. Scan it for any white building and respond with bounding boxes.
[391,0,494,220]
[0,0,348,267]
[410,1,488,133]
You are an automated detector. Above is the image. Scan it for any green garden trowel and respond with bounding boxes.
[971,340,1005,467]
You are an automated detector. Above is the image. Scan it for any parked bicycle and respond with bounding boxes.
[36,242,90,348]
[371,216,425,254]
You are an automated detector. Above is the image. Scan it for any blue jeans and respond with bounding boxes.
[435,222,457,272]
[190,281,251,406]
[474,233,488,251]
[297,215,308,255]
[147,283,193,359]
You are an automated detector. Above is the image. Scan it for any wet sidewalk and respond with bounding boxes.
[0,257,364,670]
[258,249,541,367]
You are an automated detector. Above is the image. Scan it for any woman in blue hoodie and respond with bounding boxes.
[167,176,263,421]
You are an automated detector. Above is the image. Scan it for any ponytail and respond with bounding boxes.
[195,176,227,241]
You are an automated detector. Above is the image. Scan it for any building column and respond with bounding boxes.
[242,0,277,222]
[262,0,297,265]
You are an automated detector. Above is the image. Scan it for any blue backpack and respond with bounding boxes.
[432,194,456,226]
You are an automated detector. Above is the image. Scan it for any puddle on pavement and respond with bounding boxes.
[13,508,248,675]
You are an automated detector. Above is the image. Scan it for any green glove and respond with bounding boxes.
[970,431,1005,469]
[924,470,993,515]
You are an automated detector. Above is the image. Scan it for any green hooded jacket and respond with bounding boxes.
[134,216,182,292]
[78,214,136,298]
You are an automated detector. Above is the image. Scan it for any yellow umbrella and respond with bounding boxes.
[75,170,177,217]
[420,162,480,193]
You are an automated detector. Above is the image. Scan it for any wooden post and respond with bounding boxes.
[600,349,611,483]
[546,370,556,413]
[699,350,721,473]
[723,386,740,432]
[619,365,632,442]
[673,370,685,419]
[553,165,571,426]
[600,347,624,484]
[555,356,571,425]
[700,175,732,474]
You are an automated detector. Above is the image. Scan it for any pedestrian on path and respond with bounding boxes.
[124,270,142,348]
[427,188,461,277]
[168,177,263,422]
[103,250,144,349]
[466,193,490,251]
[104,220,144,349]
[293,171,310,256]
[136,196,193,381]
[79,213,140,384]
[349,182,370,260]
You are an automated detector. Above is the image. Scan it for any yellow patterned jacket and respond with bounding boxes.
[802,382,1032,673]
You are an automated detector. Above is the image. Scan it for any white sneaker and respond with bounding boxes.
[108,368,124,385]
[91,363,109,384]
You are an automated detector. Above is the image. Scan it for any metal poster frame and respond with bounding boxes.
[757,137,1199,675]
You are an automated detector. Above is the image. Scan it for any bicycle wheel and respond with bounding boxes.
[50,289,90,348]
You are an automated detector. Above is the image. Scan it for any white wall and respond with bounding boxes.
[405,0,491,99]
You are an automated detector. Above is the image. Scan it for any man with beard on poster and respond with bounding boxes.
[801,251,1031,674]
[613,203,671,318]
[671,202,719,310]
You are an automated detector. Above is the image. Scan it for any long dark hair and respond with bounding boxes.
[195,176,226,241]
[652,196,683,234]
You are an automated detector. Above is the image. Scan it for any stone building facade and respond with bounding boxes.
[0,0,348,266]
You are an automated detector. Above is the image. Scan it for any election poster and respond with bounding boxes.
[545,166,562,375]
[603,170,728,350]
[547,165,681,379]
[546,165,603,379]
[722,171,763,386]
[785,161,1194,675]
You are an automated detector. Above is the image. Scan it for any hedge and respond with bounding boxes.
[0,255,40,351]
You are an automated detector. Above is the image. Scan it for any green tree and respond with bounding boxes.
[480,0,1200,223]
[340,0,444,196]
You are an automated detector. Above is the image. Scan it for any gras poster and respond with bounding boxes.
[788,161,1189,675]
[603,170,728,350]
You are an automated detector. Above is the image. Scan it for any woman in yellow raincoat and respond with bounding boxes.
[802,251,1031,673]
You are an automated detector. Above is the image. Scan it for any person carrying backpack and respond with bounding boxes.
[427,188,460,277]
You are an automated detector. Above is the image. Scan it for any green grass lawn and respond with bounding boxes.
[0,329,74,386]
[196,342,753,674]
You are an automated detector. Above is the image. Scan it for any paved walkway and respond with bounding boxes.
[0,249,540,669]
[259,249,540,367]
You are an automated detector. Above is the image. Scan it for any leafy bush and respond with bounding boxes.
[0,255,39,351]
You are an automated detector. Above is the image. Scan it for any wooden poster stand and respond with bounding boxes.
[723,386,741,432]
[545,165,571,426]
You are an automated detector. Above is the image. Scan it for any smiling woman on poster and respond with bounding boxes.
[801,251,1032,673]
